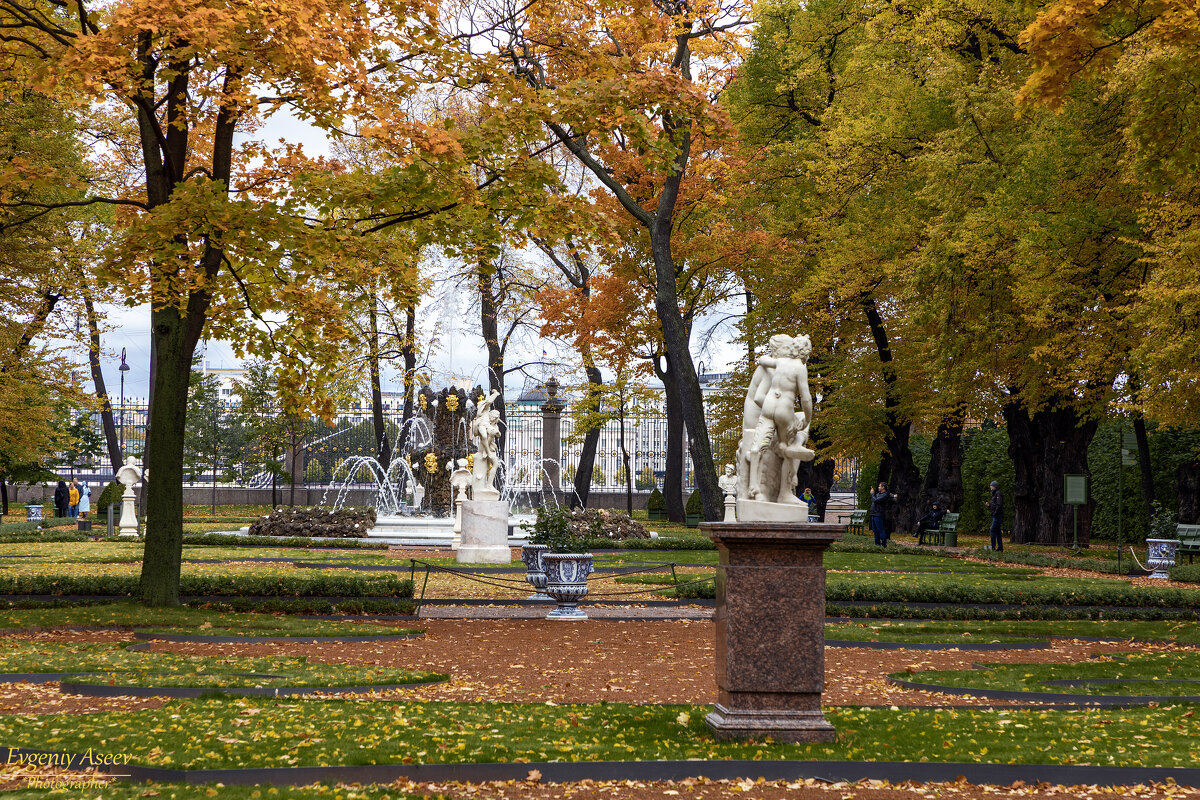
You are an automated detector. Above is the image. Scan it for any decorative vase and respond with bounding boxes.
[1146,538,1180,579]
[520,544,553,601]
[542,553,595,620]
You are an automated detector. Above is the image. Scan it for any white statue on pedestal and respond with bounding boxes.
[448,458,472,550]
[736,334,817,521]
[115,456,142,537]
[718,464,738,522]
[470,389,502,501]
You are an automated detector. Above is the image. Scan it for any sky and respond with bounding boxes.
[74,107,747,402]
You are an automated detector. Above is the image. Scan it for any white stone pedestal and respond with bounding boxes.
[457,500,511,564]
[118,487,139,537]
[723,494,737,522]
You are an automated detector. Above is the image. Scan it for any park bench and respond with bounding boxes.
[1178,524,1200,564]
[847,509,867,536]
[919,513,961,547]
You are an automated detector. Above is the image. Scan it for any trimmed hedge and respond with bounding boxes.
[1170,564,1200,583]
[192,597,417,615]
[824,573,1200,608]
[181,533,389,549]
[0,572,413,598]
[966,547,1136,575]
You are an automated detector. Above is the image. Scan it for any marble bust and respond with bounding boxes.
[717,464,738,497]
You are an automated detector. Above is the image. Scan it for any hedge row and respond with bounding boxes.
[825,574,1200,608]
[965,547,1135,575]
[663,573,1200,609]
[0,572,413,598]
[192,597,417,615]
[825,602,1200,621]
[181,533,389,549]
[1170,563,1200,583]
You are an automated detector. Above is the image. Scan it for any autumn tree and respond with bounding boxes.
[1020,0,1200,523]
[729,0,1145,544]
[496,0,751,520]
[0,0,563,603]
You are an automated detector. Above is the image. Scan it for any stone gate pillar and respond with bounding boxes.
[541,378,563,492]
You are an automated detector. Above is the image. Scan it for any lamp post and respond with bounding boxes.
[118,348,130,456]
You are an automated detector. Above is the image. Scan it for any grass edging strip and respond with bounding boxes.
[825,639,1051,651]
[6,751,1200,788]
[131,632,424,644]
[57,678,448,698]
[0,672,448,697]
[887,676,1200,705]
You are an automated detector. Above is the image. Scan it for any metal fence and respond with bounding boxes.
[55,401,858,495]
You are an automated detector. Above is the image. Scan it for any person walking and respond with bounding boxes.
[77,482,91,519]
[987,480,1004,552]
[53,480,69,518]
[800,487,815,515]
[869,481,897,546]
[68,479,80,518]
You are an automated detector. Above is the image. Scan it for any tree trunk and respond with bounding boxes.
[571,361,603,509]
[648,229,721,520]
[84,298,123,474]
[877,428,923,535]
[920,411,965,514]
[656,359,686,523]
[2,291,62,372]
[139,304,204,606]
[1132,414,1155,527]
[394,303,418,455]
[861,295,921,533]
[478,268,508,465]
[1002,399,1098,545]
[1176,458,1200,525]
[619,406,632,515]
[1,481,7,516]
[367,295,391,471]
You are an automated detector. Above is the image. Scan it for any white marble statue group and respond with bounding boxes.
[730,333,817,519]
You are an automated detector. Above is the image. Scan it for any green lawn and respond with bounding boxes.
[0,699,1196,769]
[905,650,1200,697]
[0,641,441,690]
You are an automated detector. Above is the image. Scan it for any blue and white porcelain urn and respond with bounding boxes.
[541,553,595,620]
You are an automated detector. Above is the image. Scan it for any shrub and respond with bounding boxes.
[685,490,702,516]
[247,506,377,538]
[646,488,666,513]
[529,506,574,553]
[530,506,651,552]
[96,481,123,510]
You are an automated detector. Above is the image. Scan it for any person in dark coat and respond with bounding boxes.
[869,481,897,546]
[53,480,69,518]
[915,501,946,537]
[987,480,1004,551]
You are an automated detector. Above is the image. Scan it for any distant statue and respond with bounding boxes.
[717,464,738,498]
[738,334,817,513]
[116,456,142,537]
[470,389,502,499]
[116,455,141,488]
[448,457,473,545]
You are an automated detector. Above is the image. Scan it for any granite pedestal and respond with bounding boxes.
[701,520,841,743]
[457,500,511,563]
